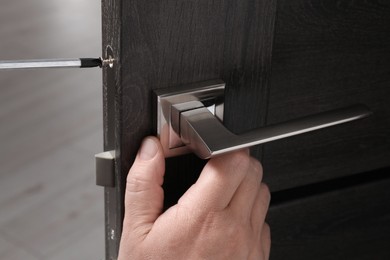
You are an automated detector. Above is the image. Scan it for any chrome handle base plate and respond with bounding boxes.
[153,80,225,157]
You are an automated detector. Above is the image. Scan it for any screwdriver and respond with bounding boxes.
[0,57,114,70]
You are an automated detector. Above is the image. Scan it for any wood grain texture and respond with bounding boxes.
[103,0,390,258]
[102,0,123,258]
[262,0,390,191]
[103,0,278,257]
[267,170,390,260]
[119,0,277,202]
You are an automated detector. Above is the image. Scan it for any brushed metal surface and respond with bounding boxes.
[0,59,82,69]
[155,80,372,159]
[180,104,371,159]
[154,80,225,157]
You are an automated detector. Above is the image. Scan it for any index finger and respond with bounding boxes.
[178,150,251,213]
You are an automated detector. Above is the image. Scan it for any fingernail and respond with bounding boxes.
[139,138,158,160]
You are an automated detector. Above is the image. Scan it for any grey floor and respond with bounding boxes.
[0,1,104,259]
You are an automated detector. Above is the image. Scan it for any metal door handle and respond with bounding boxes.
[154,80,371,159]
[179,104,370,159]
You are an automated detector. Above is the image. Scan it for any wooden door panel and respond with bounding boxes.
[102,0,390,258]
[102,0,278,257]
[267,169,390,260]
[118,0,278,197]
[262,0,390,191]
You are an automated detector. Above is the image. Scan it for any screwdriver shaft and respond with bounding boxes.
[0,58,102,70]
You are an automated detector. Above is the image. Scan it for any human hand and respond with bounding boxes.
[118,137,271,260]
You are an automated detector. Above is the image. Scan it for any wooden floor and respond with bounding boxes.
[0,1,104,259]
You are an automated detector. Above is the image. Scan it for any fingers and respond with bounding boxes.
[178,149,250,213]
[249,222,271,260]
[261,223,271,260]
[251,183,271,232]
[229,158,263,220]
[122,137,166,238]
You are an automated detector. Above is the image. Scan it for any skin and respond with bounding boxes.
[118,136,271,260]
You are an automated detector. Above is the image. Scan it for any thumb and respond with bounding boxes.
[123,136,165,238]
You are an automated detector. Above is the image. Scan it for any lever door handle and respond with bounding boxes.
[179,104,370,159]
[154,80,372,159]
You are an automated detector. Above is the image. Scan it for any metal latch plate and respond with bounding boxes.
[95,151,115,187]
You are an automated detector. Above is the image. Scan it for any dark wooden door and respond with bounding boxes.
[101,0,390,259]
